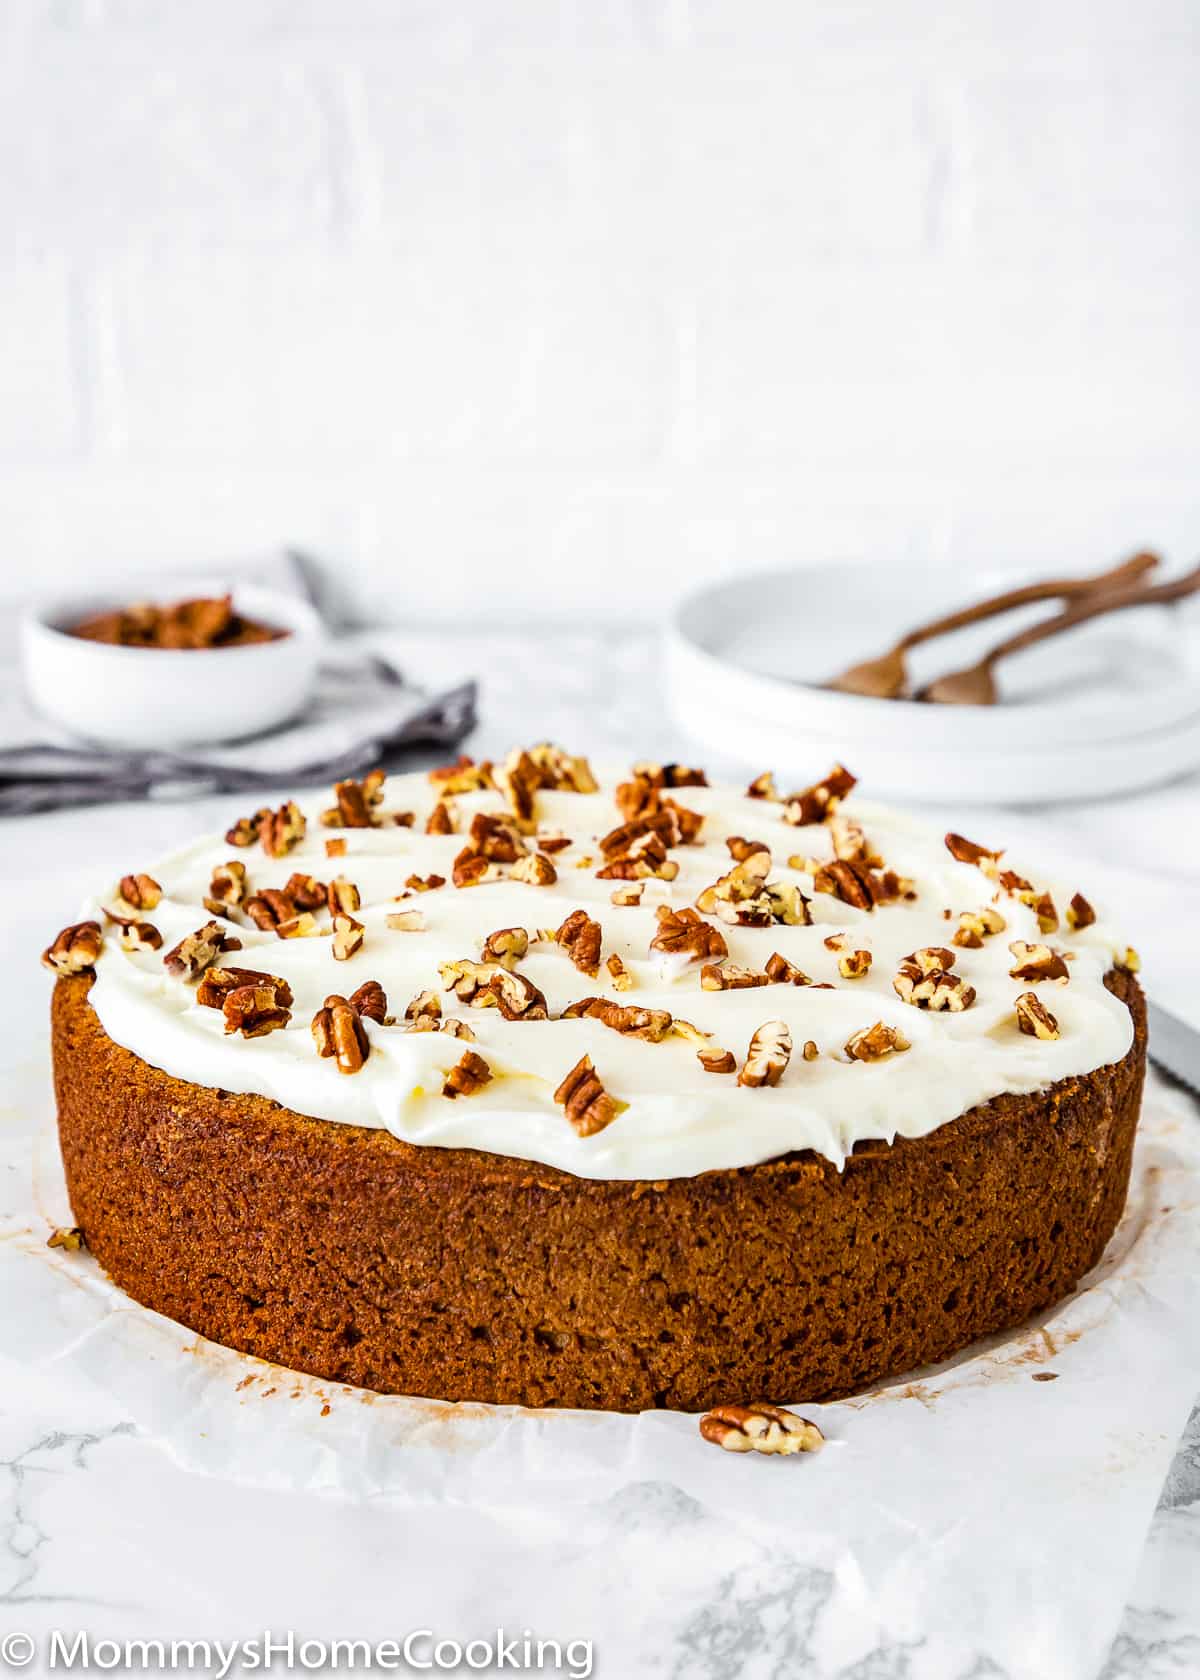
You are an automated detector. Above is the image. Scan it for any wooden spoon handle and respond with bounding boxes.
[896,551,1160,653]
[978,562,1200,670]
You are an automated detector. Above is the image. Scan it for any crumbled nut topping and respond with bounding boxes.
[326,877,361,916]
[312,993,371,1073]
[844,1021,911,1061]
[649,906,728,964]
[163,920,242,979]
[244,888,299,931]
[259,801,307,859]
[595,832,679,881]
[108,914,163,953]
[945,832,1001,867]
[204,860,248,917]
[481,927,530,968]
[726,835,771,863]
[117,872,162,911]
[829,816,880,867]
[701,963,769,991]
[495,748,542,830]
[554,1054,622,1136]
[838,948,873,979]
[893,956,975,1011]
[781,764,857,827]
[222,979,292,1038]
[745,771,778,800]
[554,909,602,976]
[606,953,633,991]
[276,912,320,939]
[561,996,673,1041]
[1116,947,1141,973]
[698,1047,737,1074]
[226,807,270,848]
[426,800,456,836]
[537,831,572,854]
[610,882,644,906]
[1015,992,1060,1039]
[699,1403,824,1456]
[443,1049,494,1098]
[405,873,446,893]
[386,909,426,932]
[697,849,811,928]
[47,1226,86,1252]
[404,988,442,1024]
[738,1020,792,1087]
[324,837,347,858]
[196,965,295,1012]
[321,770,387,829]
[952,906,1006,948]
[510,852,558,887]
[440,959,548,1021]
[802,1039,819,1061]
[1066,893,1096,931]
[429,755,495,795]
[764,952,812,986]
[42,921,103,976]
[331,914,365,961]
[349,979,389,1023]
[524,742,599,794]
[282,872,326,912]
[1008,941,1070,983]
[812,858,912,910]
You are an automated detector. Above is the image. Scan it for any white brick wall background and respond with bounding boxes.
[2,0,1199,622]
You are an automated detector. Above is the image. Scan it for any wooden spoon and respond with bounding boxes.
[825,551,1160,699]
[919,562,1200,705]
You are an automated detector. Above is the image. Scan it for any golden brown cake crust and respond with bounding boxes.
[51,970,1146,1412]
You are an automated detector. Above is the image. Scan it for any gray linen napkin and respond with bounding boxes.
[0,554,477,815]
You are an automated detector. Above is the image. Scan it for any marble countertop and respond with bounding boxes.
[2,624,1198,1680]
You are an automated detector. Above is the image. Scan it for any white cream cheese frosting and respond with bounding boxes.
[82,759,1136,1181]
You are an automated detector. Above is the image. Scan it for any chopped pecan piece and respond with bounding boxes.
[276,912,319,939]
[430,754,495,794]
[281,872,326,912]
[405,873,446,893]
[802,1039,819,1061]
[606,953,633,991]
[404,988,442,1024]
[510,852,558,887]
[222,980,291,1038]
[1066,893,1096,931]
[386,909,426,932]
[945,832,1002,867]
[698,1048,737,1074]
[829,815,880,867]
[113,916,163,953]
[495,748,542,830]
[610,882,644,906]
[698,851,807,928]
[555,909,602,976]
[439,1017,476,1040]
[452,848,502,888]
[649,906,728,964]
[525,742,599,794]
[42,920,103,976]
[844,1021,910,1061]
[893,959,975,1011]
[331,914,365,961]
[561,996,672,1041]
[764,952,811,986]
[117,872,162,911]
[312,994,370,1073]
[699,1403,824,1456]
[838,948,873,980]
[326,876,360,916]
[482,927,530,968]
[812,859,913,910]
[244,888,297,931]
[738,1020,792,1087]
[226,807,270,848]
[701,963,768,991]
[726,835,771,864]
[205,859,248,917]
[443,1049,493,1098]
[486,969,549,1021]
[47,1226,86,1252]
[196,965,295,1011]
[349,979,389,1023]
[321,770,387,829]
[537,832,572,854]
[1015,991,1060,1040]
[469,811,529,863]
[259,801,306,859]
[426,801,456,836]
[745,771,778,801]
[596,832,678,881]
[325,837,347,858]
[906,945,958,973]
[1116,946,1141,973]
[781,764,857,827]
[554,1055,622,1137]
[440,958,502,1004]
[1008,941,1070,983]
[952,906,1006,948]
[163,920,242,979]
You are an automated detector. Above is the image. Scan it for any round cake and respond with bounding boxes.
[46,748,1145,1412]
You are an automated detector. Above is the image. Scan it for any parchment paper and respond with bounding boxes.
[3,1061,1198,1680]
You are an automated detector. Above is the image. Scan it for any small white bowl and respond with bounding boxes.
[21,582,324,750]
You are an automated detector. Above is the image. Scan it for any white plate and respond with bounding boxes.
[666,562,1200,804]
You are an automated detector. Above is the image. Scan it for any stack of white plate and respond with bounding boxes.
[665,562,1200,805]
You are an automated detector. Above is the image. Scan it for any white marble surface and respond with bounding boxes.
[3,625,1199,1680]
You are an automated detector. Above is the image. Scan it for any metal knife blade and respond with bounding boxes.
[1147,1001,1200,1100]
